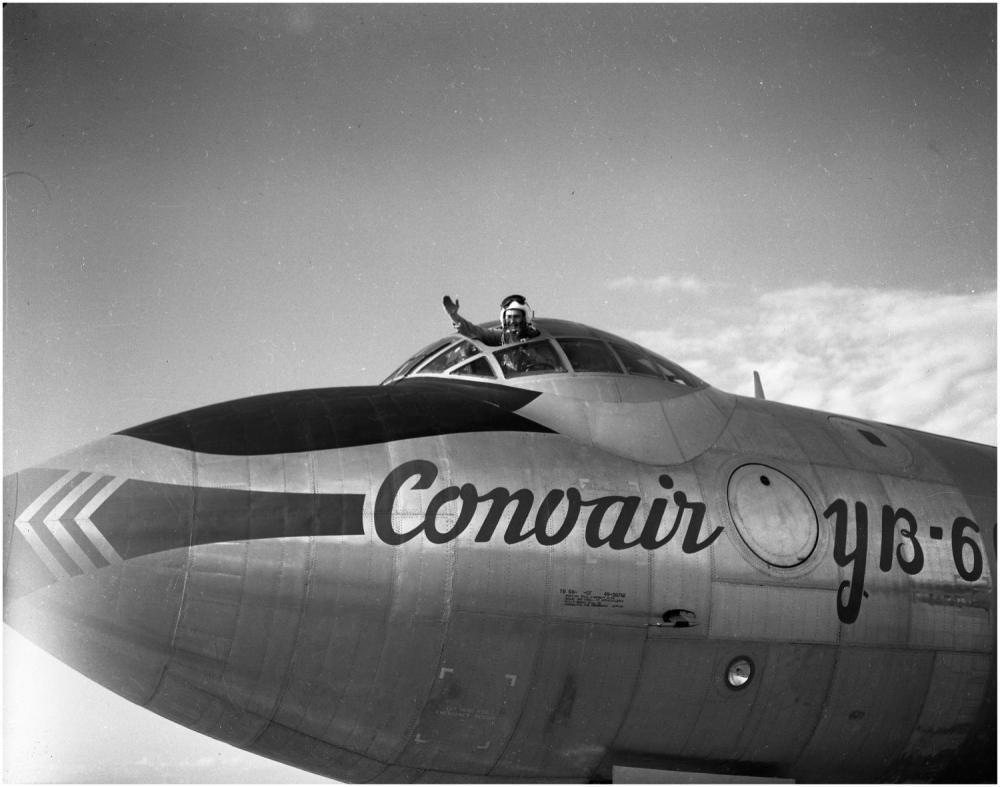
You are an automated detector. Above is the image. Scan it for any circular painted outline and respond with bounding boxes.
[727,463,820,569]
[708,455,830,580]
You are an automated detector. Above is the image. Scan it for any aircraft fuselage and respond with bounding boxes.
[4,319,995,783]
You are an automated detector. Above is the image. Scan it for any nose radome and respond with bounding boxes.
[3,416,414,780]
[4,465,187,707]
[3,459,405,781]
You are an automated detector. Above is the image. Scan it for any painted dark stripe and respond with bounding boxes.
[117,379,554,456]
[93,479,366,560]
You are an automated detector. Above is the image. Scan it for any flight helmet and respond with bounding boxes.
[500,294,534,326]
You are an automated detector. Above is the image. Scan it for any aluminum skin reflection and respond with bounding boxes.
[3,319,996,784]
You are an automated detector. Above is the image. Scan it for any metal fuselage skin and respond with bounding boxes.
[3,320,996,783]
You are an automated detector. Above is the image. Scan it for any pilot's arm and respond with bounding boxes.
[442,296,500,345]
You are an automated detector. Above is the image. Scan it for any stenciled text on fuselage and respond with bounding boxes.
[373,459,724,552]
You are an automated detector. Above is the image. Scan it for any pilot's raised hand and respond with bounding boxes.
[442,295,461,319]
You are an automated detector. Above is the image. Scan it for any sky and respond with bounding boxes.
[2,3,995,783]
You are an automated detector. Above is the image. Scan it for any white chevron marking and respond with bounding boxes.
[44,473,106,570]
[14,471,125,577]
[13,519,73,578]
[76,476,126,564]
[14,471,79,578]
[14,470,77,527]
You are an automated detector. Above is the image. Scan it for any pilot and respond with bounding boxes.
[442,294,551,374]
[442,293,541,346]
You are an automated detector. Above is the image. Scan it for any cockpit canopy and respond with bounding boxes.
[382,318,703,389]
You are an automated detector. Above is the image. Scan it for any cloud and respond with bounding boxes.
[607,274,710,294]
[628,285,996,444]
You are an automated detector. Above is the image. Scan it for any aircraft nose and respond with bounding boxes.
[2,433,374,715]
[2,381,556,779]
[4,465,189,707]
[2,438,410,780]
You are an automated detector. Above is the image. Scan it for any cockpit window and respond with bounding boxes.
[451,356,495,378]
[610,342,662,378]
[652,357,695,386]
[418,340,479,374]
[494,339,566,378]
[382,339,452,383]
[382,320,704,388]
[609,342,697,386]
[557,338,623,374]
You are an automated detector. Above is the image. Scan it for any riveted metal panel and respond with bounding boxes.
[877,475,993,652]
[112,549,188,675]
[780,408,854,469]
[376,763,426,782]
[414,769,545,784]
[829,417,916,475]
[397,611,544,774]
[549,476,652,626]
[648,534,712,638]
[195,449,251,489]
[249,721,389,783]
[679,644,772,761]
[698,451,839,589]
[710,583,838,643]
[617,375,696,403]
[4,548,186,706]
[146,548,279,748]
[313,441,388,496]
[246,452,299,493]
[662,389,734,462]
[169,541,246,664]
[356,542,453,766]
[586,400,685,465]
[219,538,310,719]
[516,396,595,448]
[794,648,934,780]
[279,450,316,493]
[910,601,994,652]
[733,644,837,766]
[897,651,993,779]
[549,376,623,403]
[644,456,717,635]
[44,434,197,485]
[264,537,399,767]
[443,433,567,619]
[710,400,810,463]
[452,535,551,617]
[613,640,734,756]
[493,622,646,779]
[835,420,956,485]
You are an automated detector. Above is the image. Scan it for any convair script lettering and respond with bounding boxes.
[374,459,723,552]
[367,461,990,626]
